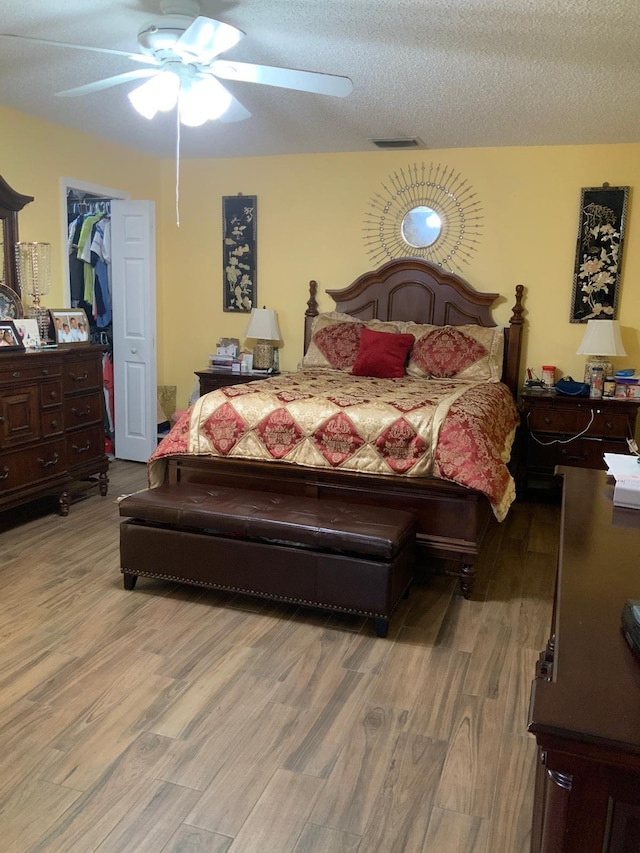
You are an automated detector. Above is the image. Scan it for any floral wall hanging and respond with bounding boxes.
[223,194,256,312]
[569,184,629,322]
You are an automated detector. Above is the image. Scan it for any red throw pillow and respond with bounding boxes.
[351,327,415,378]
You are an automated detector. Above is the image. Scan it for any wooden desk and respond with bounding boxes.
[528,467,640,852]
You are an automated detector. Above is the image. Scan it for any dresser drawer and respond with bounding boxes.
[40,379,63,409]
[0,361,61,385]
[0,439,67,493]
[42,408,64,438]
[62,357,102,393]
[66,425,106,469]
[64,391,103,428]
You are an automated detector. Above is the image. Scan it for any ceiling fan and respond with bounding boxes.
[0,0,353,127]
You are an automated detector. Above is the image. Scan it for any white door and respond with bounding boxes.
[111,200,157,462]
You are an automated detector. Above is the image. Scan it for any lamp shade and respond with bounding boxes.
[576,319,626,356]
[128,71,180,120]
[244,308,282,342]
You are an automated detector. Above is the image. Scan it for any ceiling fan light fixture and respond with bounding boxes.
[179,74,232,125]
[128,70,180,119]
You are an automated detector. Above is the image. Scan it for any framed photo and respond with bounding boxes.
[223,194,256,313]
[570,185,629,322]
[13,317,41,349]
[49,308,90,344]
[0,320,25,351]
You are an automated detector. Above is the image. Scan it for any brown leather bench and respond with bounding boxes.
[118,483,417,637]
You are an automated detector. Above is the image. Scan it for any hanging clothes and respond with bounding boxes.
[90,217,112,328]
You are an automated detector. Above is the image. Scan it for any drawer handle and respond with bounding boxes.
[12,371,20,378]
[0,416,4,425]
[543,416,552,424]
[71,405,91,418]
[604,420,613,430]
[41,369,49,376]
[69,371,89,382]
[49,390,58,400]
[0,466,9,480]
[561,452,588,462]
[37,452,59,469]
[50,420,58,429]
[72,440,91,454]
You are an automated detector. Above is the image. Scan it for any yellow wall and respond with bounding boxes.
[158,145,640,404]
[3,105,640,408]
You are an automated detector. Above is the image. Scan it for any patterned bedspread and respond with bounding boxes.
[149,370,519,521]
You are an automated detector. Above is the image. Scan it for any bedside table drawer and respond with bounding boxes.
[527,406,631,439]
[527,435,627,471]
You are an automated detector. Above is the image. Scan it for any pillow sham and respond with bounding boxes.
[351,327,415,378]
[301,311,404,371]
[402,322,504,382]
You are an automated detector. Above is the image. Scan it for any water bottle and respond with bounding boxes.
[589,365,604,398]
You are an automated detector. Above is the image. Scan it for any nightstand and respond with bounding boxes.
[195,369,274,396]
[519,389,640,494]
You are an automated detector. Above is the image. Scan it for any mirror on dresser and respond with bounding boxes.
[0,174,34,298]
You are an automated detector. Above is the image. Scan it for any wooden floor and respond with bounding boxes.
[0,460,559,853]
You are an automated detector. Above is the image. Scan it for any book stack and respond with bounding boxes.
[209,354,243,372]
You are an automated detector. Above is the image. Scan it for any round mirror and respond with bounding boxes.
[401,206,442,249]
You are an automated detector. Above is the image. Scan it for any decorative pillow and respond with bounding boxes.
[403,322,504,382]
[351,327,415,378]
[301,311,404,371]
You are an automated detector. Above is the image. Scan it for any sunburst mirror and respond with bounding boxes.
[363,163,483,273]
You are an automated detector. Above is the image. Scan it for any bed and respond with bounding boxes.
[151,258,524,598]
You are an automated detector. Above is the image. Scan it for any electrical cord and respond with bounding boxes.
[526,408,596,446]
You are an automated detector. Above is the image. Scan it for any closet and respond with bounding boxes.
[63,183,156,463]
[67,190,114,455]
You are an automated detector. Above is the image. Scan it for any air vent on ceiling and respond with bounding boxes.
[369,137,425,149]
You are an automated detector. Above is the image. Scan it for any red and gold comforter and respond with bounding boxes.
[149,370,519,521]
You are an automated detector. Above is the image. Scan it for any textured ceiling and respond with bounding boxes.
[1,0,639,160]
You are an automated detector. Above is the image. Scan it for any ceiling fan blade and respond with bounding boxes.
[0,32,156,65]
[174,16,244,65]
[211,60,353,97]
[218,96,251,123]
[55,69,159,98]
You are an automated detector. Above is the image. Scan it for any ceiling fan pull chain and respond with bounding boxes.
[175,106,181,228]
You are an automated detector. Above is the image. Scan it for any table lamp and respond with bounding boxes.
[576,319,626,382]
[244,307,282,370]
[15,241,52,343]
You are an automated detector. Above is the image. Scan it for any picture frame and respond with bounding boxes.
[223,194,256,313]
[0,319,25,351]
[49,308,90,344]
[569,185,629,323]
[13,317,41,349]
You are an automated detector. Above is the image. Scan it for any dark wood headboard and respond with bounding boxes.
[304,258,525,396]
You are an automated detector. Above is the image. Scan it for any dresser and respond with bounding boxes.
[528,467,640,853]
[520,390,640,492]
[0,346,109,515]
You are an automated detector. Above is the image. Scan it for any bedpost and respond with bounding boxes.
[304,280,319,354]
[503,284,525,397]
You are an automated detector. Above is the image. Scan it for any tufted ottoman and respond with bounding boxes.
[118,482,417,637]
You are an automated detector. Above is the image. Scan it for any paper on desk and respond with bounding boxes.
[604,453,640,481]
